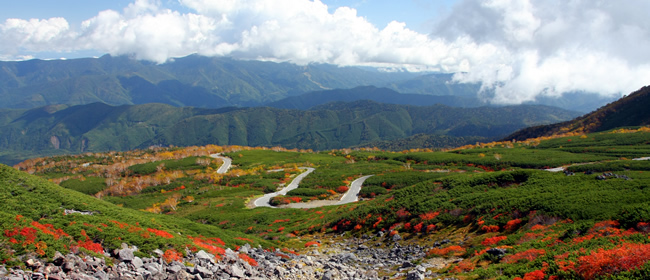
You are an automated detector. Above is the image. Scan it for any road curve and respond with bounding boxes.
[253,167,315,208]
[545,157,650,173]
[336,175,373,205]
[210,154,232,174]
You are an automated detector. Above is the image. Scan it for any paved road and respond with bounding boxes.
[545,157,650,172]
[253,167,315,208]
[210,154,232,174]
[336,175,373,205]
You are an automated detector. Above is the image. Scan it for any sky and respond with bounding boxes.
[1,0,649,104]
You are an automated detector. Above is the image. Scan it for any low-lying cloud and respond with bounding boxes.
[1,0,648,103]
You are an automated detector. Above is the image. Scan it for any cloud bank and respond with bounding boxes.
[1,0,649,103]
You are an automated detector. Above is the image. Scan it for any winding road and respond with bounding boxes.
[210,154,232,174]
[253,167,315,208]
[545,156,650,172]
[209,154,373,208]
[336,175,373,205]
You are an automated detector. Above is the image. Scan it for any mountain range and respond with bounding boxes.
[1,55,615,112]
[0,101,579,165]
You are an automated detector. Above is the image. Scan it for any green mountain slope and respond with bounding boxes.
[0,101,579,165]
[505,85,650,141]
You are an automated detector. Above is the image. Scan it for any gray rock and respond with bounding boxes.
[131,256,144,268]
[119,248,135,262]
[392,233,402,242]
[168,264,184,274]
[274,266,286,277]
[153,249,164,257]
[195,250,214,261]
[230,264,245,278]
[322,270,334,280]
[94,270,109,280]
[401,261,414,268]
[195,265,213,278]
[144,262,161,274]
[239,244,251,254]
[486,248,507,257]
[406,271,425,280]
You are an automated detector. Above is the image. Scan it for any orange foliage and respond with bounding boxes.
[427,245,466,257]
[575,243,650,280]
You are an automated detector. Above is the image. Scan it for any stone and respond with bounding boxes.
[195,265,213,278]
[52,251,65,266]
[195,250,214,262]
[274,266,286,276]
[406,271,425,280]
[322,270,334,280]
[131,256,144,268]
[119,248,135,262]
[486,248,507,257]
[94,270,109,280]
[168,264,184,274]
[230,264,245,278]
[392,233,402,242]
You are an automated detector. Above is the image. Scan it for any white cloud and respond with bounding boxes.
[0,0,649,103]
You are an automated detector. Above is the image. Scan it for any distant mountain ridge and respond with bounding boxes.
[0,54,616,112]
[504,85,650,141]
[264,86,486,110]
[0,101,580,165]
[0,55,422,109]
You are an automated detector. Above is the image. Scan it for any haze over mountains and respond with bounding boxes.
[0,55,615,112]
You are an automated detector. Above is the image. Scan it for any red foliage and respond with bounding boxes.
[336,186,349,193]
[575,243,650,280]
[504,218,523,231]
[419,211,440,221]
[513,270,545,280]
[31,221,68,239]
[396,208,410,219]
[235,237,254,243]
[481,225,500,232]
[413,223,423,232]
[188,236,226,256]
[426,224,436,233]
[481,236,507,246]
[239,253,258,266]
[163,249,183,263]
[372,217,383,228]
[518,232,544,244]
[305,241,320,247]
[354,224,362,230]
[147,228,173,239]
[427,245,466,257]
[76,239,104,254]
[502,248,546,264]
[450,259,475,273]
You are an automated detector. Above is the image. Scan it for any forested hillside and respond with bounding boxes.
[0,101,579,165]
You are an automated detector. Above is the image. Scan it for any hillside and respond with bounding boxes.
[4,128,650,279]
[264,86,486,110]
[505,85,650,141]
[0,101,579,165]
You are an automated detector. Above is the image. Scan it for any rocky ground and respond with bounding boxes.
[1,232,462,280]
